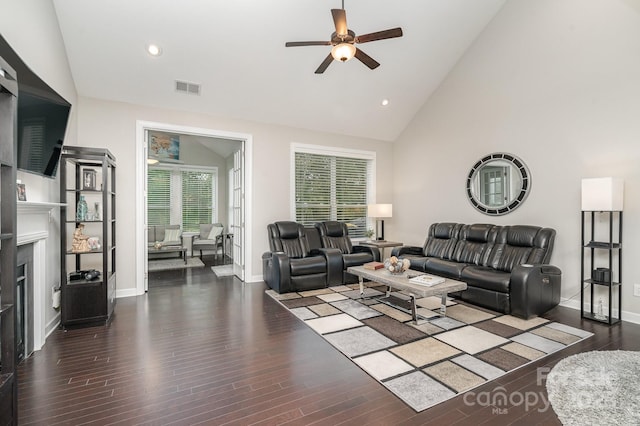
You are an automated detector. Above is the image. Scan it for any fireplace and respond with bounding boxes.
[16,245,34,361]
[16,201,65,352]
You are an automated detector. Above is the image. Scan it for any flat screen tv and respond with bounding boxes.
[0,33,71,178]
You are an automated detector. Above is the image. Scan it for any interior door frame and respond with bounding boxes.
[135,120,253,294]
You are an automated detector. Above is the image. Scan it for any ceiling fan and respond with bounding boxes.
[285,2,403,74]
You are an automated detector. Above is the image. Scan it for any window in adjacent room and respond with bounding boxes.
[147,165,218,232]
[292,144,375,239]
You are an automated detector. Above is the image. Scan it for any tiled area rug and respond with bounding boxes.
[266,284,593,412]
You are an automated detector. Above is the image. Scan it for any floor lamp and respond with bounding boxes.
[367,204,392,241]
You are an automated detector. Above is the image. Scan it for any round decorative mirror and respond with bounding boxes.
[466,153,531,216]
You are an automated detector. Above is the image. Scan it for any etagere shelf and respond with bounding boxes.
[580,210,622,325]
[0,53,18,424]
[59,146,116,327]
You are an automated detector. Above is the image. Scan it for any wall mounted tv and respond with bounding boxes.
[0,34,71,178]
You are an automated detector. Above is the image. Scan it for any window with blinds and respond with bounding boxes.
[294,149,373,239]
[148,169,171,225]
[182,170,213,232]
[147,166,217,232]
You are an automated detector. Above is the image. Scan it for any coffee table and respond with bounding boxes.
[148,246,187,264]
[347,265,467,324]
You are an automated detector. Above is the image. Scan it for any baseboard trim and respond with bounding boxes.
[559,298,640,325]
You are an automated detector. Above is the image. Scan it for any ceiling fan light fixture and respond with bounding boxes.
[331,43,356,62]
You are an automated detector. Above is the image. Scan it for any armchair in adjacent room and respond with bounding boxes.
[192,223,224,259]
[314,221,381,284]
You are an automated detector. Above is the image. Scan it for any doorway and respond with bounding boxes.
[135,121,253,294]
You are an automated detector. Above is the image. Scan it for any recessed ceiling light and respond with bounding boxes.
[381,99,389,106]
[147,44,162,56]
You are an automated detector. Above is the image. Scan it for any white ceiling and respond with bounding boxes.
[52,0,506,142]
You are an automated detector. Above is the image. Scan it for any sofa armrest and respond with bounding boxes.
[317,248,344,286]
[510,264,562,319]
[353,245,381,262]
[262,251,293,294]
[392,246,423,257]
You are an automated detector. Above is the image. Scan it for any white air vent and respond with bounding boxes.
[175,80,201,95]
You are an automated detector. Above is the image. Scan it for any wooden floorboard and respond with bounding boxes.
[17,257,640,425]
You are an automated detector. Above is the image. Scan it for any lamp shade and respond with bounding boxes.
[331,43,356,62]
[581,177,624,211]
[368,203,392,218]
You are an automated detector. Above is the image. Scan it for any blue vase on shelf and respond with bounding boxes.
[76,195,88,221]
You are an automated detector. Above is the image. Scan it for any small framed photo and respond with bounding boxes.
[17,183,26,201]
[82,169,97,190]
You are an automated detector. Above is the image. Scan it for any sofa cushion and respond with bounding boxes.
[488,226,555,272]
[290,256,327,276]
[451,224,497,265]
[268,222,311,258]
[163,228,182,244]
[315,221,353,254]
[423,223,460,259]
[207,225,224,240]
[460,266,511,293]
[424,258,469,280]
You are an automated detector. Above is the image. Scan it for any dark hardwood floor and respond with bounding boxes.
[17,259,640,425]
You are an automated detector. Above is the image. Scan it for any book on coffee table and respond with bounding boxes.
[408,274,445,286]
[363,261,384,270]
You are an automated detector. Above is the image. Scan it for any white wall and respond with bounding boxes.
[393,0,640,319]
[76,96,395,290]
[1,0,78,333]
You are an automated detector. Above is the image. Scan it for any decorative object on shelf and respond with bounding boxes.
[154,241,163,249]
[368,203,392,241]
[384,255,409,274]
[71,224,91,253]
[87,236,101,250]
[82,168,97,190]
[580,177,624,325]
[466,152,531,216]
[76,195,88,221]
[93,202,101,220]
[16,181,26,201]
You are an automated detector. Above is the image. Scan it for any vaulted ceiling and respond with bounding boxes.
[52,0,506,141]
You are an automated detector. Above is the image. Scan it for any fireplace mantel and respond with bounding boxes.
[16,201,65,351]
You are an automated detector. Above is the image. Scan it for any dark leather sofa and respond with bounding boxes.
[315,221,381,284]
[262,221,380,293]
[392,223,561,319]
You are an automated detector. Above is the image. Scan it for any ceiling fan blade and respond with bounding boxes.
[355,27,403,44]
[285,41,332,47]
[315,53,334,74]
[331,9,348,36]
[354,48,380,70]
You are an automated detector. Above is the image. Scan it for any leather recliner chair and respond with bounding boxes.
[314,221,381,284]
[262,221,342,293]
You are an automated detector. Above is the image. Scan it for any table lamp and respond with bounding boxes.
[367,203,392,241]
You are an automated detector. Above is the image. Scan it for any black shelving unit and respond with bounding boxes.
[59,146,116,327]
[581,210,622,325]
[0,54,18,424]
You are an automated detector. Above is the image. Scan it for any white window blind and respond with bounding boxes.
[147,166,217,232]
[294,151,371,238]
[147,169,171,225]
[182,170,215,232]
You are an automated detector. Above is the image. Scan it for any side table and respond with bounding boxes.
[360,240,403,260]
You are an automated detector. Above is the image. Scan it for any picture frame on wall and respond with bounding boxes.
[82,169,97,190]
[17,182,26,201]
